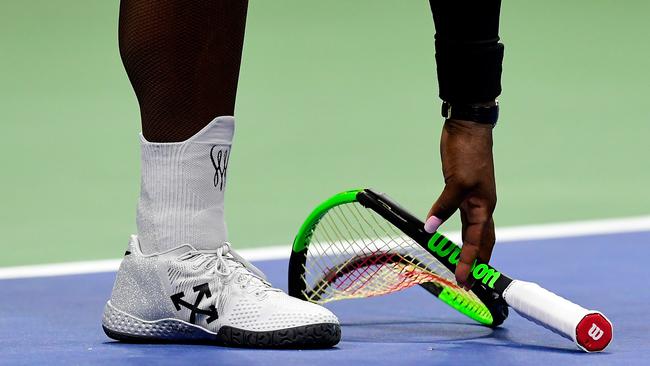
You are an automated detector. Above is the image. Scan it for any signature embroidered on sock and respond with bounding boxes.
[210,146,229,191]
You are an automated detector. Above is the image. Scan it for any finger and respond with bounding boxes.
[455,199,495,289]
[463,207,496,263]
[455,239,480,290]
[460,202,469,243]
[478,217,496,263]
[424,183,468,233]
[457,204,476,290]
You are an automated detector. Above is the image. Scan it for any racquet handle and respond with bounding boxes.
[502,280,613,352]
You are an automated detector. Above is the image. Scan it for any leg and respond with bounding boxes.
[119,0,248,142]
[104,1,341,348]
[119,0,248,253]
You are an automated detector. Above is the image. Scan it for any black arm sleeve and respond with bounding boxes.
[429,0,504,104]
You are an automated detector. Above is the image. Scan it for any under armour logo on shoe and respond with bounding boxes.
[210,146,229,191]
[170,283,219,324]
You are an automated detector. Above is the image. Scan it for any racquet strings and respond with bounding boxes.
[300,201,494,324]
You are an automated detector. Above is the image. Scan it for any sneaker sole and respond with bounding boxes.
[102,301,341,349]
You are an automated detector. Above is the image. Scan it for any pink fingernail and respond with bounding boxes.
[424,216,443,233]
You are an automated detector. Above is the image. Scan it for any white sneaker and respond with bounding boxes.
[102,235,341,348]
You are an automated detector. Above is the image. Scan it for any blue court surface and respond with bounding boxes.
[1,231,648,366]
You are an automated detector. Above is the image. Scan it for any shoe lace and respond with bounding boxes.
[177,243,280,295]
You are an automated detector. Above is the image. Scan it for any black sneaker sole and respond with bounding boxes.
[103,323,341,349]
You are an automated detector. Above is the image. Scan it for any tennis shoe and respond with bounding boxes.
[102,235,340,348]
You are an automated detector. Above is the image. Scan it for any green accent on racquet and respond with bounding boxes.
[288,189,507,327]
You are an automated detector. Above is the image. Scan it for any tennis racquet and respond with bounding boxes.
[288,188,613,352]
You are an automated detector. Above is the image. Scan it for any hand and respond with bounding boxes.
[424,118,497,290]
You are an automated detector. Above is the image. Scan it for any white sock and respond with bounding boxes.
[136,116,234,254]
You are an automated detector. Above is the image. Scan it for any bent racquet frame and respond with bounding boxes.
[288,188,613,352]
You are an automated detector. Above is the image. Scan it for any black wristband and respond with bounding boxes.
[435,40,504,104]
[430,0,504,104]
[441,101,499,125]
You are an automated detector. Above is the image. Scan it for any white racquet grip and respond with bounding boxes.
[502,280,613,352]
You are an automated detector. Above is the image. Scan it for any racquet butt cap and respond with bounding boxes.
[575,312,613,352]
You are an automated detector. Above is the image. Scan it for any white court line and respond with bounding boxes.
[1,215,649,280]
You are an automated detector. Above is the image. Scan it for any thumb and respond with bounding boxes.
[424,182,468,233]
